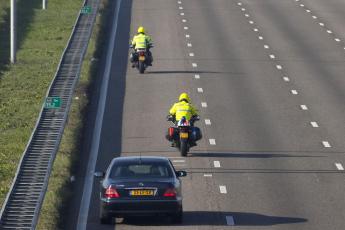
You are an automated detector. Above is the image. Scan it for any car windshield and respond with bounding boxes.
[110,162,173,178]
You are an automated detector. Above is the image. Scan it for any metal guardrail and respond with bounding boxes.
[0,0,100,228]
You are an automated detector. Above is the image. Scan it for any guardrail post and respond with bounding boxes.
[10,0,17,63]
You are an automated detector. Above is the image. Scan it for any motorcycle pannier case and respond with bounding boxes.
[166,127,178,141]
[191,127,202,141]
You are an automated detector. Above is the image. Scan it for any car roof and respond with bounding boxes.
[111,156,170,164]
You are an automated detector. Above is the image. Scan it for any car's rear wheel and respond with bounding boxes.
[171,210,183,224]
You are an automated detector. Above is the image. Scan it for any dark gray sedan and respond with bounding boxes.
[95,156,187,224]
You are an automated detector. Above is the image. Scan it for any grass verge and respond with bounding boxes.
[0,0,83,208]
[36,0,111,228]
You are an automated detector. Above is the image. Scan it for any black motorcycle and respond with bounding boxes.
[166,115,202,156]
[130,45,153,74]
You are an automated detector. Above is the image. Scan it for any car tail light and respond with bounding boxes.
[105,185,120,198]
[163,188,177,197]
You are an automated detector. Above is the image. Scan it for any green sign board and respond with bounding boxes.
[45,97,61,109]
[81,6,92,14]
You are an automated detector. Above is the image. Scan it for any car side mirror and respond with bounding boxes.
[94,171,105,178]
[176,170,187,177]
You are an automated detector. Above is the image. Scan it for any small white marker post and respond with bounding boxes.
[335,163,344,171]
[43,0,47,9]
[213,161,221,168]
[10,0,17,64]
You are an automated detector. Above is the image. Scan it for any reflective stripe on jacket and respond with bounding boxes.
[169,101,198,121]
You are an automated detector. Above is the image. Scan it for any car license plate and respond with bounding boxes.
[139,56,145,61]
[180,132,188,138]
[130,190,154,196]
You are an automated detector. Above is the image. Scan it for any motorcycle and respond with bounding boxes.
[166,115,202,156]
[130,45,153,74]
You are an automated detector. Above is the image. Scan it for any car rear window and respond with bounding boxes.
[110,162,173,178]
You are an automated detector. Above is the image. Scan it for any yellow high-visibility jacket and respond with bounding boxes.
[169,101,198,121]
[131,33,152,49]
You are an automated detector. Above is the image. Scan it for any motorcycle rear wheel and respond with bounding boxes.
[139,61,145,74]
[180,139,188,157]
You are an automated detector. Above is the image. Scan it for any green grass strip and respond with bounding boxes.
[0,0,83,208]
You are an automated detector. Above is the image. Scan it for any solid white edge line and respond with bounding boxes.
[335,163,344,171]
[213,161,221,168]
[76,0,122,229]
[226,216,235,225]
[322,141,331,148]
[219,185,227,194]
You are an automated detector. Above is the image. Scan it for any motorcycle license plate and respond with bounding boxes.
[139,56,145,61]
[130,190,154,196]
[180,132,188,139]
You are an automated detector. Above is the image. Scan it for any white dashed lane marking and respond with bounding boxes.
[322,141,331,148]
[201,102,207,107]
[180,12,184,16]
[226,216,235,226]
[310,121,319,127]
[258,36,263,40]
[312,15,317,19]
[197,88,203,93]
[219,185,227,194]
[264,45,269,49]
[291,90,298,95]
[192,63,197,67]
[213,161,221,168]
[185,34,190,38]
[253,28,259,32]
[335,38,341,42]
[300,4,304,7]
[184,26,188,30]
[209,139,216,145]
[241,8,246,11]
[269,54,275,59]
[335,163,344,171]
[319,23,324,26]
[283,77,290,82]
[205,119,211,125]
[177,1,181,4]
[189,53,194,57]
[173,159,186,163]
[245,14,250,17]
[327,30,332,34]
[300,105,308,110]
[276,65,282,70]
[237,2,242,6]
[249,20,254,24]
[204,174,213,177]
[195,74,200,79]
[182,19,187,23]
[187,43,192,47]
[179,6,183,10]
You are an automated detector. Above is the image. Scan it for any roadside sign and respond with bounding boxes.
[45,97,61,109]
[81,6,92,14]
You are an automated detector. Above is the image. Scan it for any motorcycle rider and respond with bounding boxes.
[167,93,200,146]
[130,26,153,67]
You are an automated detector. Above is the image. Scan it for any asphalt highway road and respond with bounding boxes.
[72,0,345,229]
